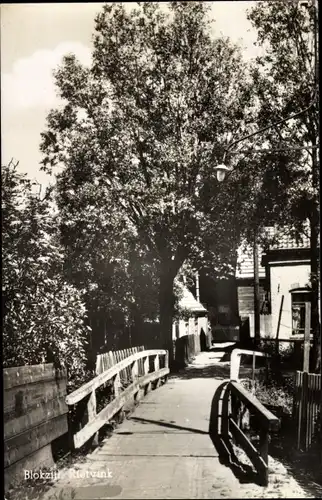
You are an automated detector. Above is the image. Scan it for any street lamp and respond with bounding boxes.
[214,164,233,182]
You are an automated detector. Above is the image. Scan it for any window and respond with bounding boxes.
[291,291,312,335]
[217,305,231,325]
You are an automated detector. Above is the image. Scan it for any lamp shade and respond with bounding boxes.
[214,164,232,182]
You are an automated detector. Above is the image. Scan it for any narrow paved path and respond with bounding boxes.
[40,353,312,499]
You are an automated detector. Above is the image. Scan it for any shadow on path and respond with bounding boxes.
[171,364,231,380]
[171,362,262,381]
[129,416,209,435]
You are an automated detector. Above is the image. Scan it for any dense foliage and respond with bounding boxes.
[2,161,90,388]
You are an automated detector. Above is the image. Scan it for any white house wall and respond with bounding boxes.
[270,262,310,339]
[172,317,208,342]
[245,312,272,338]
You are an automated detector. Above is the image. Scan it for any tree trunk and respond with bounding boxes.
[130,305,144,348]
[159,268,176,369]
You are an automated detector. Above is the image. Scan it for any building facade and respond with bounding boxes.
[236,227,314,340]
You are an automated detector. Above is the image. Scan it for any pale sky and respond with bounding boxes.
[1,2,260,189]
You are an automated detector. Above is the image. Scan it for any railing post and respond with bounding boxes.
[221,385,231,438]
[154,354,161,388]
[131,359,139,381]
[87,389,98,446]
[143,356,151,394]
[231,392,239,426]
[252,351,256,393]
[230,350,241,381]
[114,372,121,398]
[154,354,160,372]
[165,351,169,369]
[131,359,141,403]
[259,429,269,486]
[143,356,149,375]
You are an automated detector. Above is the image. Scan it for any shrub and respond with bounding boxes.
[2,161,90,386]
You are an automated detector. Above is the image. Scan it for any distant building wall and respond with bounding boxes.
[237,280,271,338]
[270,262,311,339]
[172,315,208,343]
[245,312,272,339]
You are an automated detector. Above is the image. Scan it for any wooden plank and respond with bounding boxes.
[87,390,97,422]
[126,349,131,380]
[73,367,169,448]
[114,373,121,398]
[4,395,67,440]
[4,443,54,492]
[221,385,231,438]
[95,356,100,375]
[131,360,138,382]
[66,350,167,405]
[229,382,280,431]
[73,381,140,448]
[303,371,309,450]
[143,356,149,375]
[139,368,169,388]
[3,364,66,390]
[4,378,66,419]
[4,413,67,467]
[229,417,268,485]
[259,428,269,466]
[297,371,303,449]
[303,302,311,372]
[139,346,145,375]
[124,349,129,382]
[154,354,160,373]
[308,375,312,448]
[165,351,169,370]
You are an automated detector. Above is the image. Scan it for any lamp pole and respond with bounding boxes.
[253,229,260,347]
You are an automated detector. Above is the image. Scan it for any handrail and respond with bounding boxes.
[66,349,169,449]
[230,348,269,381]
[229,381,280,431]
[66,349,168,405]
[222,380,280,486]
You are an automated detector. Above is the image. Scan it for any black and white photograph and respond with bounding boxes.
[1,1,321,498]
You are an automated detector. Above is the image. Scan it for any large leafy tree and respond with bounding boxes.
[2,160,90,390]
[247,0,320,370]
[41,2,256,364]
[59,181,161,351]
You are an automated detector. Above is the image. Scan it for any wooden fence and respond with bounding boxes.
[3,364,68,490]
[67,349,169,449]
[293,370,321,451]
[96,346,145,381]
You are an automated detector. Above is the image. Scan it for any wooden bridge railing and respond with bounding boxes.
[230,348,270,383]
[66,349,169,449]
[222,380,280,486]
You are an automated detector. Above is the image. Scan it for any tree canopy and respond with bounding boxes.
[247,0,320,370]
[40,2,260,360]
